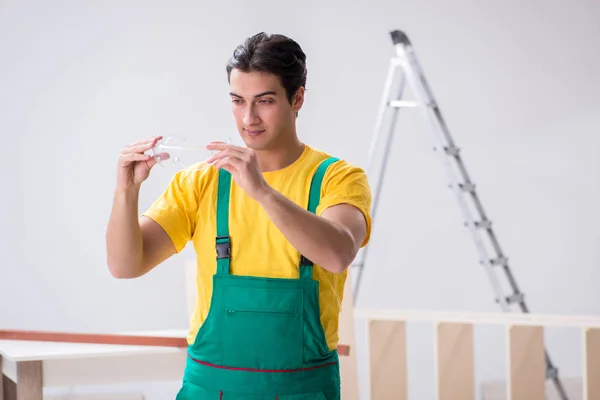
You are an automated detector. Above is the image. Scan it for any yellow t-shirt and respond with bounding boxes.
[142,144,372,350]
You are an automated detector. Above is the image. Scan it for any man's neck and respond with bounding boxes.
[256,137,305,173]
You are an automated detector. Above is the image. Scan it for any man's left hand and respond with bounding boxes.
[205,142,272,201]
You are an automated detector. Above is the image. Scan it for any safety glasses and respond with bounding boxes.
[147,136,233,171]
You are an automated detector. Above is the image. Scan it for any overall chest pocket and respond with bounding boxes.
[222,285,304,370]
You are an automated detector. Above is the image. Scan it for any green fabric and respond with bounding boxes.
[176,157,341,399]
[216,169,232,275]
[307,157,339,214]
[299,156,339,280]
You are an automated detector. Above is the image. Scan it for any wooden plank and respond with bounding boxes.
[15,361,42,400]
[0,330,187,348]
[435,322,474,400]
[0,355,4,400]
[507,325,545,400]
[3,375,15,400]
[337,344,350,356]
[42,351,186,387]
[354,308,600,328]
[368,320,406,400]
[583,327,600,400]
[481,378,583,400]
[185,259,197,320]
[45,396,144,400]
[338,269,359,400]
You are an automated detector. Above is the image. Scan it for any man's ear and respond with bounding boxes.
[292,87,305,113]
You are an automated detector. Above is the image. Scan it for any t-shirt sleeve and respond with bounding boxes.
[141,169,202,253]
[316,160,373,248]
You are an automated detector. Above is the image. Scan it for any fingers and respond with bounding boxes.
[123,136,163,156]
[126,142,157,155]
[126,136,163,150]
[205,142,247,155]
[119,136,165,167]
[119,152,153,164]
[152,152,170,162]
[144,156,159,170]
[213,154,243,171]
[206,146,249,164]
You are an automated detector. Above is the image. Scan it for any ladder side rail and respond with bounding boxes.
[389,30,569,399]
[353,61,407,304]
[392,43,511,311]
[399,44,532,307]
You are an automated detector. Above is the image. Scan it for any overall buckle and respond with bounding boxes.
[300,255,312,266]
[216,236,231,259]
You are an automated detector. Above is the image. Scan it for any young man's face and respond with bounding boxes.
[229,69,303,151]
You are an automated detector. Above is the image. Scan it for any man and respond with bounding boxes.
[106,32,372,399]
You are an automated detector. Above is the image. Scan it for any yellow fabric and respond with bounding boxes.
[142,144,372,350]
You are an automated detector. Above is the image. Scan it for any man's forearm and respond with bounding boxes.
[106,188,144,278]
[256,187,357,274]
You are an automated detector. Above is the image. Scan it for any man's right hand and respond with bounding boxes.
[107,135,177,279]
[117,136,169,191]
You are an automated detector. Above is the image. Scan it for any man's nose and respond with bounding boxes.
[243,105,259,125]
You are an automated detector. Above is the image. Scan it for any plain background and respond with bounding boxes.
[1,0,599,398]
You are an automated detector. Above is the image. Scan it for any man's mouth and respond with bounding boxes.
[245,129,265,136]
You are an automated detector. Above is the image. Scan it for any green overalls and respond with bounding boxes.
[175,157,342,400]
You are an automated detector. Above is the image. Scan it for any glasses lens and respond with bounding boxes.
[146,136,239,172]
[153,136,209,171]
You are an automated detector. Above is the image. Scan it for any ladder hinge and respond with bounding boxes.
[389,100,419,108]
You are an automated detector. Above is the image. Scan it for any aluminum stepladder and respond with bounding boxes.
[351,29,568,400]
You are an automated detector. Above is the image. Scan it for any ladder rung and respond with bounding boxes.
[546,366,559,380]
[355,29,568,398]
[505,293,524,304]
[444,146,460,156]
[389,100,419,108]
[494,293,524,305]
[474,220,492,229]
[459,182,475,192]
[490,256,508,266]
[479,256,508,267]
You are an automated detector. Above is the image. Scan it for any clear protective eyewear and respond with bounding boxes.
[146,136,232,171]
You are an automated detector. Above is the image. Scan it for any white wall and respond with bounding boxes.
[1,0,599,398]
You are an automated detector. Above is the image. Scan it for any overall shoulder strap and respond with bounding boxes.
[215,169,232,275]
[307,157,340,214]
[300,156,340,279]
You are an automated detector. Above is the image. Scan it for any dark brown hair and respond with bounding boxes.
[226,32,307,104]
